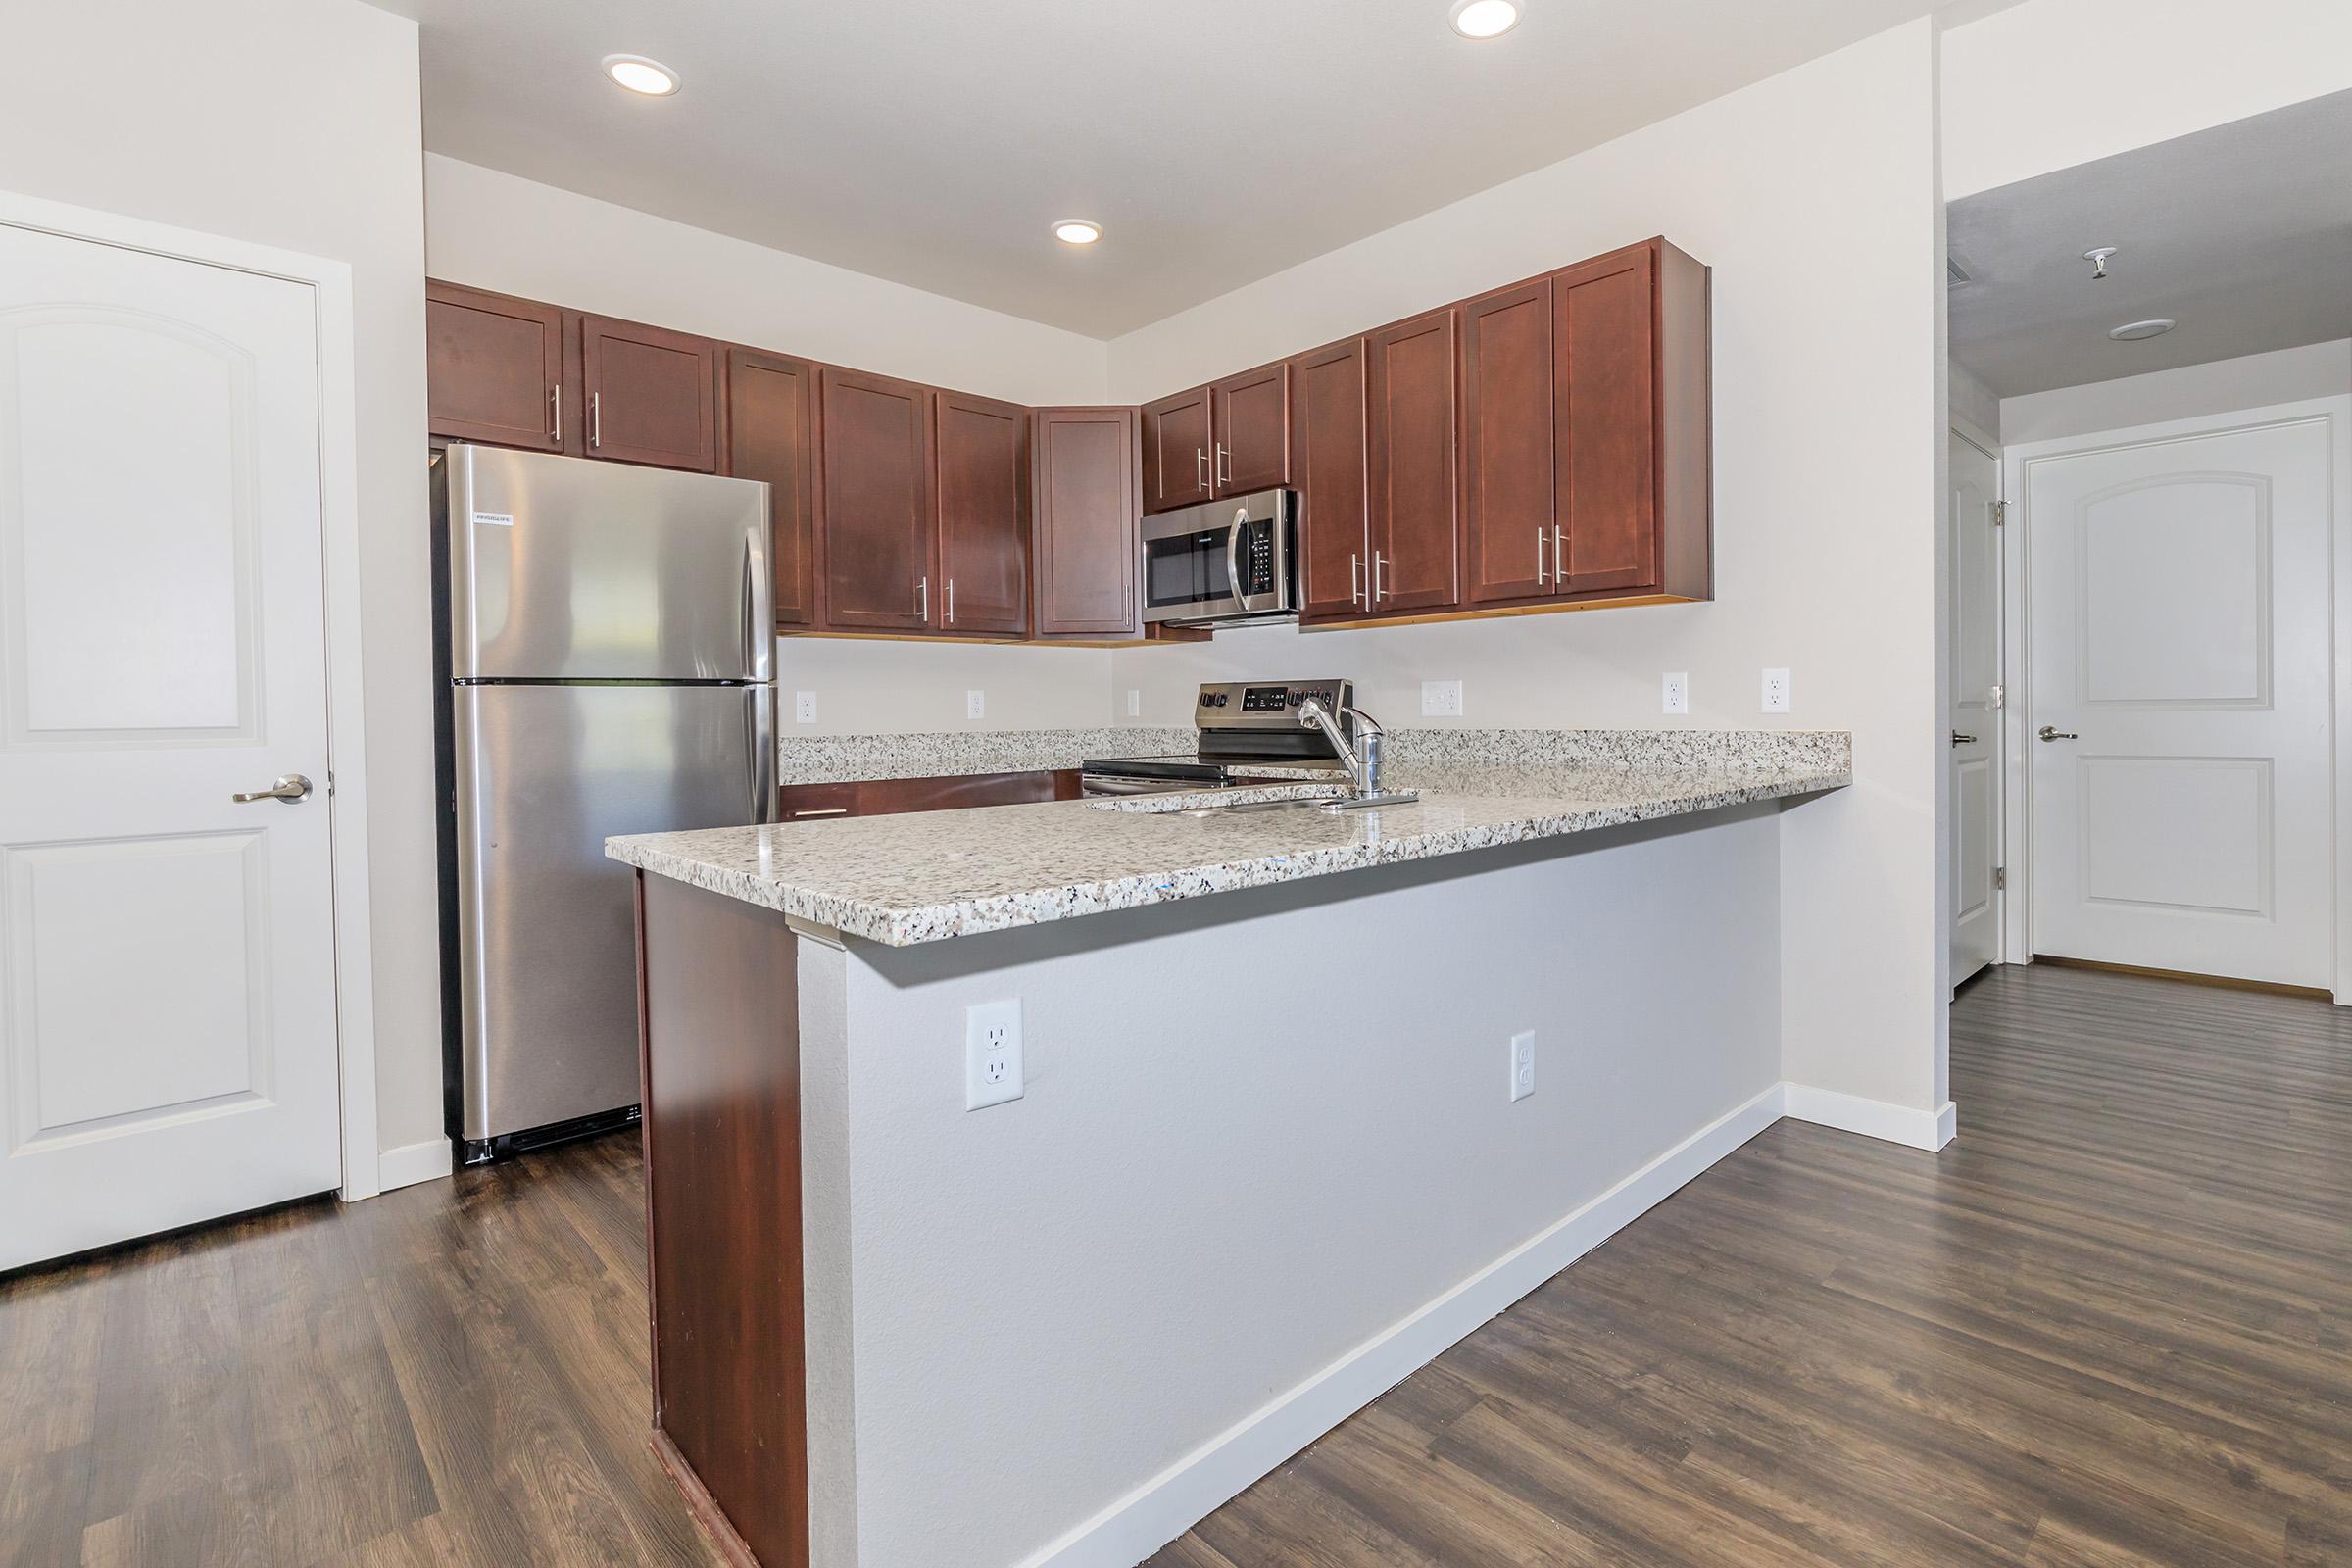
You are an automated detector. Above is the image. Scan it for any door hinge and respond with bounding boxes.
[1991,500,2007,526]
[1993,865,2007,892]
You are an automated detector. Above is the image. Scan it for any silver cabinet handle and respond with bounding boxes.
[589,391,602,449]
[1951,731,1979,746]
[1553,525,1566,586]
[1374,552,1390,601]
[946,578,955,624]
[1195,448,1208,494]
[918,575,928,619]
[1349,552,1364,608]
[790,806,851,818]
[1215,443,1231,486]
[1536,527,1547,586]
[232,773,313,805]
[2037,725,2078,742]
[550,384,563,440]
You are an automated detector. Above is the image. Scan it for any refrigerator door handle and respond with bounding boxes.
[749,687,777,823]
[742,507,773,683]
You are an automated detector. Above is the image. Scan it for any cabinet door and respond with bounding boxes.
[934,390,1030,637]
[1210,362,1290,496]
[1554,243,1659,594]
[425,281,564,452]
[1364,309,1459,613]
[1031,408,1140,637]
[579,314,718,471]
[818,368,935,631]
[722,348,818,630]
[1291,338,1371,621]
[1140,386,1213,514]
[1460,279,1557,606]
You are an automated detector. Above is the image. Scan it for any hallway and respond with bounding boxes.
[4,963,2347,1565]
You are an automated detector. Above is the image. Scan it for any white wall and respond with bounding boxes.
[1940,0,2352,200]
[2000,338,2352,445]
[1104,23,1949,1116]
[1,0,443,1158]
[426,154,1122,734]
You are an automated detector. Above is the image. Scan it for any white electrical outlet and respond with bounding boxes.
[1126,688,1141,717]
[1508,1030,1536,1102]
[794,690,817,724]
[1662,672,1689,715]
[964,999,1023,1110]
[1421,679,1465,718]
[966,689,986,720]
[1761,668,1791,714]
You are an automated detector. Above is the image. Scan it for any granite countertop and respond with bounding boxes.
[776,727,1196,785]
[610,731,1851,948]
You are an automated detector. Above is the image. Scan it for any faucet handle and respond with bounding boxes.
[1356,730,1385,794]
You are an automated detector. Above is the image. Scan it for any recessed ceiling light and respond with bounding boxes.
[1053,219,1102,246]
[1449,0,1523,38]
[2108,318,2176,341]
[603,54,680,96]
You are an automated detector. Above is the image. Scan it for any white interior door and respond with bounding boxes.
[1949,428,2002,988]
[0,220,343,1270]
[2026,414,2333,988]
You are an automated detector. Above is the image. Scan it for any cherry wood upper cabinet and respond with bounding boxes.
[579,315,718,471]
[1459,279,1557,607]
[1291,339,1371,622]
[1553,241,1662,595]
[934,390,1030,637]
[1364,308,1460,614]
[721,348,818,630]
[425,281,565,452]
[1031,408,1141,638]
[1140,386,1213,514]
[1209,362,1290,496]
[818,368,935,632]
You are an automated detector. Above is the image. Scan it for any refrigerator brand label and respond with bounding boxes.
[470,510,515,528]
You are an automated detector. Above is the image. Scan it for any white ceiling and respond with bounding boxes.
[1947,89,2352,397]
[382,0,1948,339]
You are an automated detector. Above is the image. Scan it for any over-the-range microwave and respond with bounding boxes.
[1140,488,1298,628]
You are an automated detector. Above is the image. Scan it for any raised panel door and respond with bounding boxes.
[580,314,718,471]
[1460,279,1556,606]
[1031,407,1140,637]
[935,390,1030,636]
[425,280,564,452]
[1291,339,1371,620]
[1553,245,1658,594]
[1365,309,1459,613]
[1210,362,1290,496]
[818,368,934,631]
[723,348,817,630]
[1141,386,1212,514]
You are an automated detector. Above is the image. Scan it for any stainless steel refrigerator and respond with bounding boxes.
[432,443,775,1164]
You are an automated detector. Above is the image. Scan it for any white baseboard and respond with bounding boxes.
[375,1138,455,1193]
[1782,1084,1957,1151]
[1017,1082,1788,1568]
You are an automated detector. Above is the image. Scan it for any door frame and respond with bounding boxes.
[2000,395,2352,1002]
[0,189,386,1197]
[1949,417,2005,989]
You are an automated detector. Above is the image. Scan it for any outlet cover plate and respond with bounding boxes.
[1761,668,1791,714]
[965,999,1023,1110]
[1509,1030,1536,1102]
[1421,680,1465,718]
[794,691,817,724]
[966,689,986,720]
[1662,672,1689,715]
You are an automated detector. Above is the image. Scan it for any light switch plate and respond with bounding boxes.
[1421,680,1465,718]
[966,689,986,720]
[794,691,817,724]
[1761,668,1791,713]
[965,999,1023,1110]
[1662,672,1689,715]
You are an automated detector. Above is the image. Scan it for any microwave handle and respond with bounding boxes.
[1226,509,1258,613]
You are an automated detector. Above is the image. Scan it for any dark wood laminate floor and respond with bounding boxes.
[6,962,2348,1566]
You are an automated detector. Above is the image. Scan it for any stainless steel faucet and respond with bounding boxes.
[1297,699,1417,810]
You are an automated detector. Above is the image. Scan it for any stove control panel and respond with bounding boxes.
[1196,679,1352,730]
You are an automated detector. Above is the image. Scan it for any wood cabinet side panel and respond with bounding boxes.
[1656,238,1714,603]
[638,873,809,1568]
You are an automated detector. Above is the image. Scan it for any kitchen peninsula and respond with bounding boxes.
[609,730,1848,1568]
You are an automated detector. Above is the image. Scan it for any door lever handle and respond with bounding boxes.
[1950,731,1978,746]
[2036,725,2078,742]
[232,773,313,805]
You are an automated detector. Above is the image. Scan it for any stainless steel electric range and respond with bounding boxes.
[1080,680,1356,797]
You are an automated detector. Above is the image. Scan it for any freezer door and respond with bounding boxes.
[451,682,775,1140]
[448,443,772,682]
